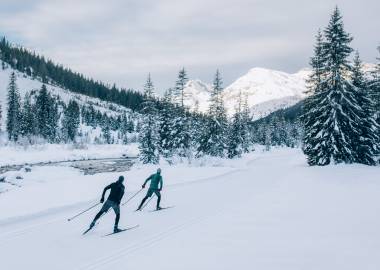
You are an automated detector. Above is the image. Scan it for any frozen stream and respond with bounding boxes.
[0,157,137,175]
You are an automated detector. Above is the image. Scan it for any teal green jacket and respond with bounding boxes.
[144,173,163,190]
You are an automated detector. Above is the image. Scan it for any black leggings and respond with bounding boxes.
[138,190,161,209]
[93,209,120,227]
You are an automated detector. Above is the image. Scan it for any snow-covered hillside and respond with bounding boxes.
[1,147,379,270]
[0,61,133,128]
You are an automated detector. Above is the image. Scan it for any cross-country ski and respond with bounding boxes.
[149,206,175,212]
[103,225,140,237]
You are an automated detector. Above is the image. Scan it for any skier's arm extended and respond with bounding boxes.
[142,175,152,188]
[100,184,112,202]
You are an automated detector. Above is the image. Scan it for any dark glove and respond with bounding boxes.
[142,184,145,189]
[100,198,104,203]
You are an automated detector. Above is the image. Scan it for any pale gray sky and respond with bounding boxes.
[0,0,379,93]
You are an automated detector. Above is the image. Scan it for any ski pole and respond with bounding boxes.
[121,188,144,206]
[140,194,155,211]
[67,202,101,222]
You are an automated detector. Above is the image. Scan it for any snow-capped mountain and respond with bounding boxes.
[183,67,309,119]
[223,68,309,119]
[183,79,213,113]
[183,64,376,120]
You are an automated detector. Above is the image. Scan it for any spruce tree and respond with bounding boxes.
[47,96,59,142]
[171,68,191,158]
[370,46,380,129]
[63,100,80,141]
[302,30,326,165]
[138,74,160,164]
[20,92,37,140]
[171,107,191,158]
[241,94,252,152]
[197,70,228,157]
[227,92,244,158]
[303,8,363,165]
[159,89,175,159]
[6,72,21,141]
[174,68,189,107]
[36,84,59,142]
[351,52,379,164]
[119,113,130,144]
[102,124,112,144]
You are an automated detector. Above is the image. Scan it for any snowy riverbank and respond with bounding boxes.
[0,143,139,167]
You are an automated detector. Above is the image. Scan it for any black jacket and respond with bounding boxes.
[101,181,125,204]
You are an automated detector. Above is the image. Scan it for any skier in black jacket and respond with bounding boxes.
[88,176,125,233]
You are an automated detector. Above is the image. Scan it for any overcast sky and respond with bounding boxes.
[0,0,379,93]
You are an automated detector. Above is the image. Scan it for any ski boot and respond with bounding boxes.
[114,226,122,233]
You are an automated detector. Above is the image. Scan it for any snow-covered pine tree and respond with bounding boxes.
[351,52,379,165]
[127,117,135,133]
[241,94,252,152]
[47,96,59,142]
[303,8,363,165]
[158,88,176,159]
[119,113,130,144]
[264,123,272,151]
[171,107,191,158]
[84,105,97,128]
[19,92,37,140]
[36,84,50,139]
[301,30,326,165]
[190,112,206,154]
[35,84,59,142]
[6,72,21,141]
[171,68,191,158]
[102,124,112,144]
[227,92,244,158]
[174,68,189,107]
[197,70,228,157]
[370,46,380,130]
[272,115,287,146]
[138,74,160,164]
[62,100,80,142]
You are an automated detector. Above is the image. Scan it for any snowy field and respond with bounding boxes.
[0,148,379,270]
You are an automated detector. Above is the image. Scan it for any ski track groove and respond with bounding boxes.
[77,208,227,270]
[0,218,62,246]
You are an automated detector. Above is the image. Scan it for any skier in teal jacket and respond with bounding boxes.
[137,168,163,211]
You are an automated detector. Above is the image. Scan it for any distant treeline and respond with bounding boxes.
[0,37,144,111]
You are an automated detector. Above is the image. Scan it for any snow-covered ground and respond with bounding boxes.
[0,148,379,270]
